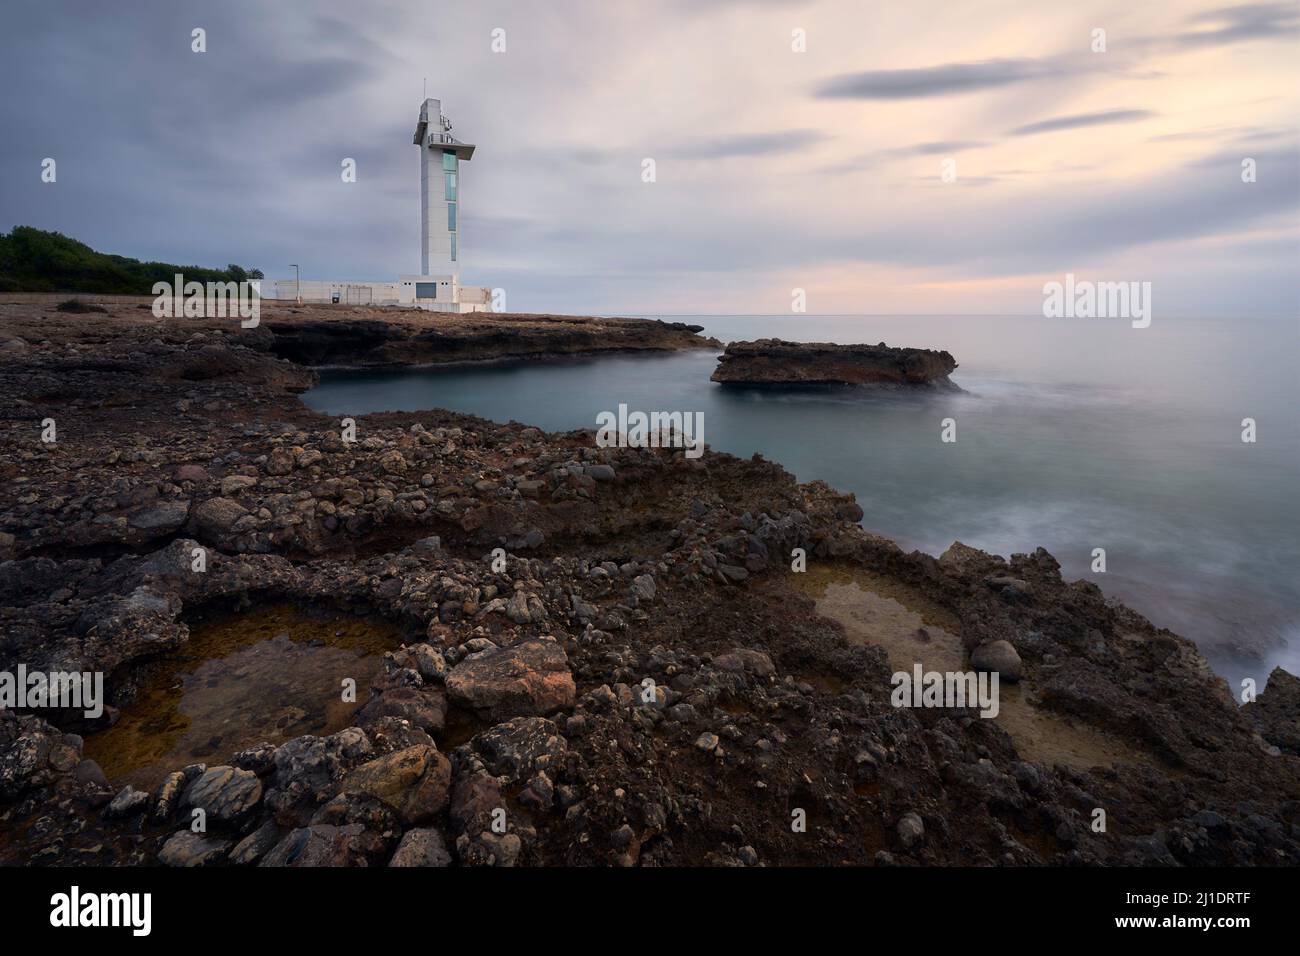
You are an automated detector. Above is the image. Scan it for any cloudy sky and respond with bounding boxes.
[2,0,1297,315]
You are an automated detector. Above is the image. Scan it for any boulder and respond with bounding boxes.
[192,496,248,534]
[183,765,263,823]
[970,640,1023,682]
[445,640,576,719]
[470,717,568,782]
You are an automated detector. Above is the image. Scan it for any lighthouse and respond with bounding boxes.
[272,96,491,312]
[413,97,475,277]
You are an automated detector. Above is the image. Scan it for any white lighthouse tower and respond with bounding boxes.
[413,97,475,276]
[272,96,491,312]
[396,96,490,311]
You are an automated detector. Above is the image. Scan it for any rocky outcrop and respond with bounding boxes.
[710,338,958,388]
[1245,667,1300,756]
[261,307,720,367]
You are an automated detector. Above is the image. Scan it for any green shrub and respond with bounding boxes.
[0,226,260,295]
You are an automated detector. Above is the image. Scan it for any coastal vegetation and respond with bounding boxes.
[0,226,261,294]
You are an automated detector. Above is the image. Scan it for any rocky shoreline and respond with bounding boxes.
[260,304,721,368]
[1,298,1298,867]
[711,338,959,389]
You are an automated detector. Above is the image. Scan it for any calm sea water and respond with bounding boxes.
[303,314,1300,689]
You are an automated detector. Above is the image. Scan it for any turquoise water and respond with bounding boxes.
[303,314,1300,688]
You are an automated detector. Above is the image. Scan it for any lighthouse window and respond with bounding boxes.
[415,282,437,299]
[442,151,457,171]
[447,203,457,230]
[444,172,457,200]
[450,235,457,261]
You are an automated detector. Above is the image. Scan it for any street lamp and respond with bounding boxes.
[290,263,300,304]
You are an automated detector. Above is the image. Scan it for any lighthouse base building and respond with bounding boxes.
[272,97,491,313]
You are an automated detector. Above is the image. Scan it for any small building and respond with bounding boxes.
[271,97,492,313]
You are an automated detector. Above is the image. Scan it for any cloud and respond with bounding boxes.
[670,130,827,159]
[1173,2,1300,48]
[814,58,1062,99]
[0,0,1295,315]
[1007,109,1154,137]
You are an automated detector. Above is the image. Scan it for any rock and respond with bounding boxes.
[357,686,447,734]
[586,464,615,482]
[229,820,282,865]
[410,644,447,683]
[75,759,110,790]
[470,717,568,782]
[231,743,278,776]
[127,500,191,534]
[897,812,925,849]
[456,830,521,867]
[106,786,150,818]
[192,496,248,534]
[259,823,387,867]
[1244,667,1300,756]
[389,828,453,867]
[158,830,231,867]
[695,732,720,752]
[184,765,263,823]
[717,564,749,583]
[295,448,323,468]
[378,450,407,474]
[711,338,958,388]
[265,448,295,475]
[630,574,656,602]
[412,535,442,555]
[445,640,576,720]
[713,647,775,677]
[449,771,504,835]
[220,474,258,496]
[505,590,535,624]
[340,745,451,825]
[269,728,371,799]
[970,640,1023,682]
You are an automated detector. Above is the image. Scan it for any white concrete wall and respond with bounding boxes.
[270,280,400,304]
